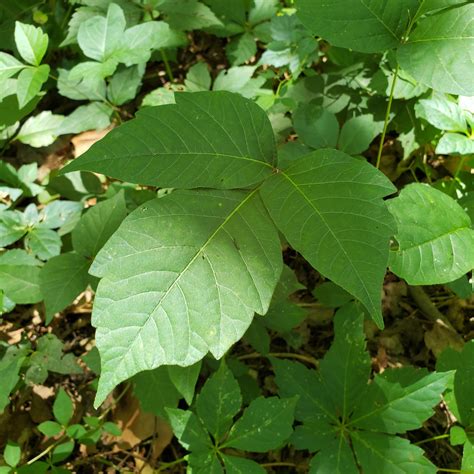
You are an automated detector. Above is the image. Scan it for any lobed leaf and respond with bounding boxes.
[61,91,276,189]
[89,189,282,406]
[261,149,396,326]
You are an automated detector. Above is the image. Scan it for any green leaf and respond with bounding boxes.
[166,408,212,452]
[0,52,24,80]
[397,4,474,95]
[28,334,82,384]
[60,6,101,47]
[313,282,353,308]
[107,65,144,106]
[436,133,474,155]
[61,92,276,189]
[263,265,305,333]
[338,114,384,155]
[437,342,474,426]
[260,149,396,326]
[133,367,181,417]
[167,362,202,405]
[58,102,112,135]
[25,227,61,260]
[196,362,242,440]
[0,250,42,304]
[72,191,127,258]
[349,369,451,433]
[77,3,125,62]
[416,93,468,133]
[351,431,436,473]
[53,388,74,426]
[249,0,279,25]
[114,22,173,66]
[51,440,74,464]
[14,22,48,66]
[0,210,27,246]
[89,189,282,407]
[296,0,418,53]
[160,0,223,30]
[224,396,296,452]
[221,454,266,474]
[57,67,106,102]
[40,201,83,231]
[308,433,358,474]
[38,420,63,437]
[293,103,339,149]
[184,62,211,91]
[40,252,90,321]
[212,66,266,99]
[387,183,474,285]
[16,111,64,148]
[16,64,49,108]
[0,344,30,413]
[226,32,257,66]
[4,441,21,467]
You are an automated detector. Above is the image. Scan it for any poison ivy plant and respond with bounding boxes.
[437,342,474,472]
[273,303,451,473]
[297,0,474,95]
[387,183,474,285]
[60,91,396,405]
[167,362,296,473]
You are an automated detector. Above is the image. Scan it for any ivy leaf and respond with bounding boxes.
[338,114,384,155]
[351,431,437,474]
[77,3,125,62]
[221,455,266,474]
[398,4,474,95]
[223,396,296,452]
[107,65,144,106]
[25,227,61,260]
[53,388,74,426]
[0,249,42,304]
[0,343,30,413]
[16,64,49,108]
[0,210,27,246]
[273,305,440,473]
[0,52,24,80]
[14,21,48,66]
[167,408,212,452]
[16,111,64,148]
[260,149,396,326]
[58,102,112,135]
[196,362,242,440]
[349,368,452,433]
[296,0,418,53]
[72,191,127,258]
[133,367,181,417]
[159,0,223,30]
[436,133,474,155]
[293,103,339,149]
[89,189,282,407]
[61,92,276,189]
[387,183,474,285]
[167,362,202,405]
[415,93,468,133]
[437,341,474,427]
[40,252,90,321]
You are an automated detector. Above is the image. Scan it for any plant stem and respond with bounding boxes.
[415,433,450,445]
[238,352,318,367]
[26,434,67,465]
[376,63,399,169]
[160,49,174,82]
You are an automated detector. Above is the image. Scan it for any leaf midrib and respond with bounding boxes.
[280,171,376,318]
[110,189,260,374]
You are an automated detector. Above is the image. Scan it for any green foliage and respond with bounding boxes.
[0,0,473,470]
[167,362,296,472]
[387,184,474,285]
[274,304,451,473]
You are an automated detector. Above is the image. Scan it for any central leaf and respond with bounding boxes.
[90,189,282,406]
[261,149,396,326]
[60,91,276,189]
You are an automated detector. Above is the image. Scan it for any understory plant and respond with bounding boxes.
[1,0,474,472]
